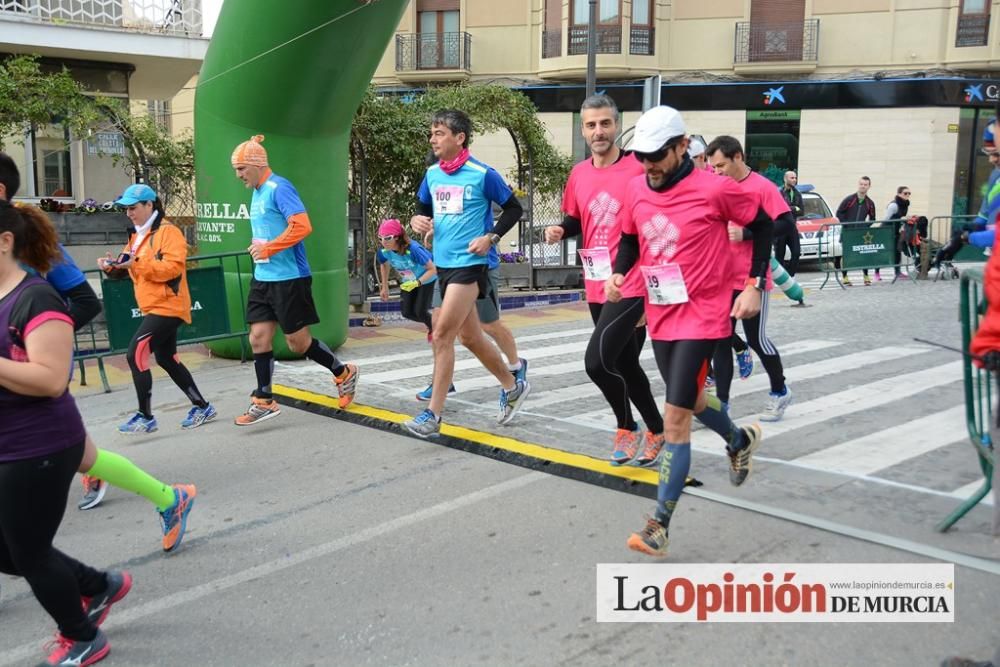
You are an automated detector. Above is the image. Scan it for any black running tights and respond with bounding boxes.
[714,290,786,402]
[585,298,664,433]
[0,442,106,641]
[399,282,435,330]
[127,314,207,418]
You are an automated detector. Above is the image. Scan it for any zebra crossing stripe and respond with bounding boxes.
[526,339,841,409]
[949,479,996,506]
[276,328,594,375]
[791,405,967,475]
[362,339,596,384]
[567,344,930,427]
[689,361,962,450]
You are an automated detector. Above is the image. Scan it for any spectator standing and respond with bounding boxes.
[835,176,877,286]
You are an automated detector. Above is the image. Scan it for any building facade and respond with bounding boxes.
[371,0,1000,221]
[0,0,208,204]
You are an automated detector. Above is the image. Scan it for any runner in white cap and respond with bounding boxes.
[606,105,772,557]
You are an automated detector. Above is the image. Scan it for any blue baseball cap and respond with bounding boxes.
[115,183,157,206]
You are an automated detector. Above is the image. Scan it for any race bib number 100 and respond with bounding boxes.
[578,247,612,281]
[640,264,689,305]
[433,185,465,215]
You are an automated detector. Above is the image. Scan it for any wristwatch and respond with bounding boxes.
[488,233,501,246]
[746,276,766,291]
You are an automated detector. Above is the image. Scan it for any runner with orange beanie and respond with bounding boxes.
[231,135,359,423]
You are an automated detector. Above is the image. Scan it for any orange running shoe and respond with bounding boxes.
[627,516,669,557]
[334,363,360,408]
[635,431,665,467]
[234,396,281,426]
[609,428,641,466]
[159,484,196,553]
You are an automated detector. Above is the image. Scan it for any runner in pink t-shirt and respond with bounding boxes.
[547,94,665,467]
[706,135,793,423]
[604,106,771,559]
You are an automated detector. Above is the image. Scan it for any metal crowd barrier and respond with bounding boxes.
[816,220,916,289]
[937,268,996,531]
[73,250,252,393]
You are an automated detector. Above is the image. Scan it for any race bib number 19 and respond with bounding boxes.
[640,264,689,305]
[578,247,612,281]
[433,185,465,215]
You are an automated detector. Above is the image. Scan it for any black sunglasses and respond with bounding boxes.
[634,142,673,164]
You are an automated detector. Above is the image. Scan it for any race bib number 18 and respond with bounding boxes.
[640,264,689,305]
[433,185,465,215]
[578,247,612,281]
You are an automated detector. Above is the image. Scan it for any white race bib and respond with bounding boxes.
[641,264,689,305]
[398,268,416,282]
[578,247,612,281]
[252,237,270,264]
[433,185,465,216]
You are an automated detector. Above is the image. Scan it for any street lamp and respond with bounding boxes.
[585,0,597,98]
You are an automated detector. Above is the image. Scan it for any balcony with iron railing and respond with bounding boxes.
[567,25,622,55]
[539,22,659,79]
[956,13,990,47]
[734,18,819,72]
[395,31,471,80]
[630,25,654,56]
[542,28,561,58]
[0,0,202,36]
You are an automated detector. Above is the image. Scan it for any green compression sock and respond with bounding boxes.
[86,449,175,511]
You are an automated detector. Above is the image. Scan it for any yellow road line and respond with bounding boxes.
[273,383,658,486]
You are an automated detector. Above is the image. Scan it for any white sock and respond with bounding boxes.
[508,361,522,372]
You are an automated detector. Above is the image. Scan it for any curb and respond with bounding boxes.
[272,384,702,500]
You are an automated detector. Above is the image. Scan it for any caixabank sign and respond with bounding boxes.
[516,77,1000,113]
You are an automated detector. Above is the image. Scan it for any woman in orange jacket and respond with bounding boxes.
[99,184,215,434]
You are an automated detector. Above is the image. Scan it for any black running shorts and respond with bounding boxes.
[652,339,724,410]
[436,265,489,302]
[246,276,320,334]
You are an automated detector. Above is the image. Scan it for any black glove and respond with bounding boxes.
[982,350,1000,372]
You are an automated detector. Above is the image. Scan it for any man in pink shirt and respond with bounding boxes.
[546,94,665,466]
[705,135,793,422]
[605,106,770,558]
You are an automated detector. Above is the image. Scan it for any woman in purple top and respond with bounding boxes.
[0,201,130,667]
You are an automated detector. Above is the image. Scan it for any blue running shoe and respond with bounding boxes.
[498,379,531,425]
[416,383,456,402]
[737,349,754,380]
[513,357,528,384]
[181,404,217,429]
[159,484,196,552]
[118,412,157,434]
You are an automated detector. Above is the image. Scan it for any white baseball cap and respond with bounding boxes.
[631,105,686,153]
[687,137,706,157]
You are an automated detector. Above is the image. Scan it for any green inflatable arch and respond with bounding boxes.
[194,0,408,358]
